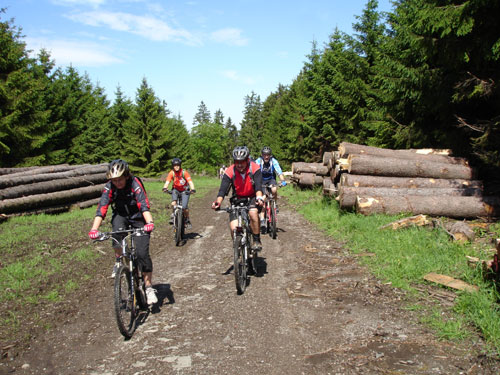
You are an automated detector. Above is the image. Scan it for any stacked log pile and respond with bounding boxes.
[321,142,500,219]
[290,162,330,188]
[0,164,108,217]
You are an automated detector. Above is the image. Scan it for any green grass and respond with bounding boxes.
[280,185,500,356]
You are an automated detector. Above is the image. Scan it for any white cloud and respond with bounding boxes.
[25,37,123,67]
[210,28,248,46]
[221,70,255,85]
[67,11,201,45]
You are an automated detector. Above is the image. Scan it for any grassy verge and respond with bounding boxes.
[280,185,500,356]
[0,176,220,348]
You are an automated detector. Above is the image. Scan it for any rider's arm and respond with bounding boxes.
[133,177,151,212]
[95,182,113,220]
[142,210,153,224]
[253,168,263,198]
[272,158,286,183]
[217,174,232,199]
[90,216,103,231]
[185,170,195,190]
[163,170,174,190]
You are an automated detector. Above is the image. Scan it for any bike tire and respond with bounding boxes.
[270,200,277,239]
[233,234,247,294]
[114,265,137,338]
[175,208,183,246]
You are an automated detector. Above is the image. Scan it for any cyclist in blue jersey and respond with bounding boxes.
[255,146,287,232]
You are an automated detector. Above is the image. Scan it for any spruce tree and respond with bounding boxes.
[0,12,52,166]
[193,101,211,126]
[122,78,170,176]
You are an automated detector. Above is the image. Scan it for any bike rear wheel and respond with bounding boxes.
[175,208,183,246]
[270,199,277,239]
[114,265,137,338]
[233,234,247,294]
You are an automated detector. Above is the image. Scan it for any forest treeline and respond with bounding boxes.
[1,0,499,178]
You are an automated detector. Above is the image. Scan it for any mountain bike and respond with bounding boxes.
[262,184,278,239]
[221,197,260,294]
[164,189,193,246]
[94,227,148,338]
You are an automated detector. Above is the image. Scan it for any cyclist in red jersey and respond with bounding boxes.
[211,146,264,251]
[162,158,196,228]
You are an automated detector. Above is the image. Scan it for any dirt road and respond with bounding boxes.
[2,189,496,374]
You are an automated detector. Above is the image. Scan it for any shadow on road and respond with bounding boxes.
[151,283,175,314]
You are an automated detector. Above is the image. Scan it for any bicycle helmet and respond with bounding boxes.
[261,146,272,156]
[106,159,130,179]
[232,146,250,161]
[172,158,182,166]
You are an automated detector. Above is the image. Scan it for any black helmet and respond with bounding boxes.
[232,146,250,161]
[172,158,182,166]
[261,146,272,156]
[106,159,130,179]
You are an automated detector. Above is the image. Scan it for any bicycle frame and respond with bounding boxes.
[94,227,147,338]
[222,197,257,294]
[262,184,278,239]
[165,189,192,246]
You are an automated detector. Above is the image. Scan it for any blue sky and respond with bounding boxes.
[5,0,393,128]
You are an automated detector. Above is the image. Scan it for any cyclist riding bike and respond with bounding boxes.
[162,158,196,229]
[88,159,157,305]
[255,146,287,232]
[211,146,265,252]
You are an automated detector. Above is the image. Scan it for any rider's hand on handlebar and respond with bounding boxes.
[191,189,196,194]
[280,181,287,187]
[88,229,100,240]
[256,196,265,207]
[144,222,155,233]
[162,187,169,193]
[211,201,220,210]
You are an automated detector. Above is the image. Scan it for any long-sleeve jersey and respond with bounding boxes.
[217,162,262,198]
[255,157,283,181]
[95,176,150,221]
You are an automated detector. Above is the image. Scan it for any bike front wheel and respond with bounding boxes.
[174,208,183,246]
[233,234,247,294]
[270,200,277,239]
[114,265,137,338]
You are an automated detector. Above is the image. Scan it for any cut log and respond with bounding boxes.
[298,173,324,186]
[338,186,483,208]
[338,142,464,164]
[379,214,432,230]
[292,162,329,176]
[323,178,337,197]
[0,167,39,176]
[0,184,104,215]
[0,164,81,179]
[347,154,476,180]
[322,151,334,166]
[423,272,478,292]
[355,195,500,218]
[0,164,107,189]
[340,174,483,189]
[0,173,108,200]
[444,221,475,242]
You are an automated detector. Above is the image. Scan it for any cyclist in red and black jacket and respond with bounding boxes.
[211,146,264,251]
[88,159,157,305]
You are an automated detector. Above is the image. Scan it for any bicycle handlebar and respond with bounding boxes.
[93,227,146,242]
[163,189,194,195]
